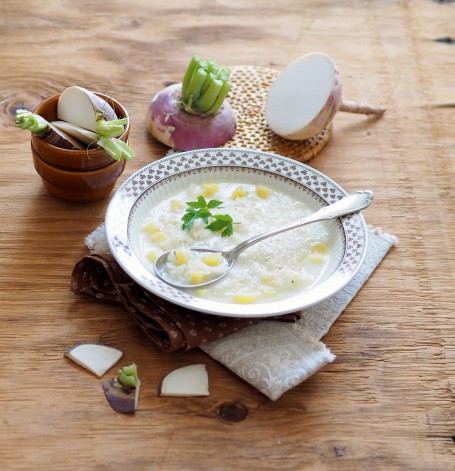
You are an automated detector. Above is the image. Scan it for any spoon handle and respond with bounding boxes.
[229,190,373,259]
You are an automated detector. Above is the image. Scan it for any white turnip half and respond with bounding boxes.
[157,364,209,397]
[51,120,98,146]
[265,52,385,141]
[65,343,123,377]
[57,86,118,132]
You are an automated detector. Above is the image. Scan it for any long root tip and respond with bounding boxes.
[339,99,386,117]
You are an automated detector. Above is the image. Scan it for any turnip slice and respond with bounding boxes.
[265,52,385,140]
[65,343,123,377]
[51,120,98,146]
[16,109,84,150]
[102,364,140,414]
[46,123,86,149]
[102,377,141,414]
[158,364,209,397]
[57,86,117,132]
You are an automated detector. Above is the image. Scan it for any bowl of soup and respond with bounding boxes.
[105,148,368,318]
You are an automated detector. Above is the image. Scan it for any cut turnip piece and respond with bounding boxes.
[146,55,236,150]
[265,52,385,141]
[51,120,98,146]
[102,364,140,414]
[65,343,123,377]
[47,123,86,149]
[57,86,117,132]
[158,364,209,397]
[16,109,84,150]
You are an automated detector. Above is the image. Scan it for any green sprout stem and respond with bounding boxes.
[180,55,232,115]
[117,363,138,389]
[15,109,50,135]
[95,117,128,138]
[97,136,135,161]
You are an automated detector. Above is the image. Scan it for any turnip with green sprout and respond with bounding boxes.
[102,363,141,414]
[15,86,135,161]
[146,55,237,150]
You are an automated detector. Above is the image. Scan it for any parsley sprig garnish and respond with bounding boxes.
[181,196,238,237]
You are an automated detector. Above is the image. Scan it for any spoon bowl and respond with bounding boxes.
[154,190,373,289]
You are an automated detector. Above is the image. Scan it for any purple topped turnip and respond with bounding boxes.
[146,55,237,150]
[265,52,385,141]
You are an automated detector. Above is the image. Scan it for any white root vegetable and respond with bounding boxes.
[265,52,385,141]
[157,364,209,397]
[51,120,98,146]
[65,343,123,377]
[57,86,117,132]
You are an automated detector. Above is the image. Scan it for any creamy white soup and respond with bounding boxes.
[140,182,333,304]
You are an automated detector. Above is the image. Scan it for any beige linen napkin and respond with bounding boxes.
[201,228,398,399]
[84,225,397,400]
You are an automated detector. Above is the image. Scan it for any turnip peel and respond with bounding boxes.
[146,55,237,150]
[265,52,385,141]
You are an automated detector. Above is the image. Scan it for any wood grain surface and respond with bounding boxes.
[1,1,454,470]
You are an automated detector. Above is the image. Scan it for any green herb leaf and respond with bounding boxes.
[181,197,237,235]
[185,195,207,209]
[205,214,235,237]
[207,199,223,209]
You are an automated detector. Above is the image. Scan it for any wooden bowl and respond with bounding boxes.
[32,147,126,203]
[31,92,130,172]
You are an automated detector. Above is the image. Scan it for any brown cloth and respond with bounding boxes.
[70,254,300,352]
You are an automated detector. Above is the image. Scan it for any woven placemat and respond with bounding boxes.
[224,66,331,162]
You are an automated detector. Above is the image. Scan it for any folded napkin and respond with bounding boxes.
[73,224,397,400]
[71,252,299,352]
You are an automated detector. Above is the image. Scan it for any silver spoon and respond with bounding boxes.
[154,190,373,289]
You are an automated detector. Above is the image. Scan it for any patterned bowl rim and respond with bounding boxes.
[105,148,368,318]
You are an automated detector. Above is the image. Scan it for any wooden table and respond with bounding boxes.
[1,1,454,469]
